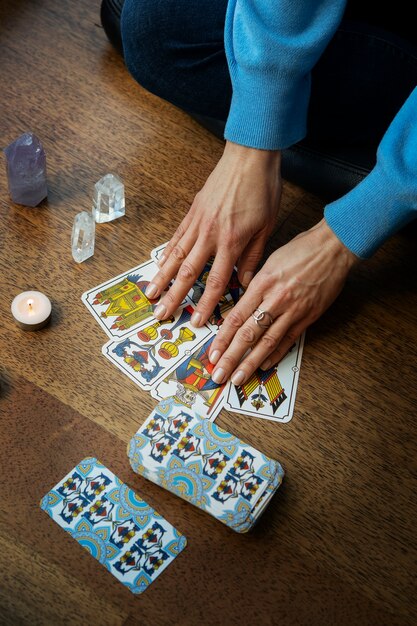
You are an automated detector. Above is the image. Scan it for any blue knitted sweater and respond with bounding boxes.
[224,0,417,258]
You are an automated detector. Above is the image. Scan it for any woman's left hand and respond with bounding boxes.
[209,218,359,385]
[144,141,282,326]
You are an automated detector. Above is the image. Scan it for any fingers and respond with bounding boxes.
[157,214,194,268]
[228,314,296,384]
[237,232,267,288]
[145,222,199,301]
[152,239,209,319]
[208,282,263,367]
[209,286,279,384]
[258,322,305,370]
[212,310,293,385]
[189,249,237,328]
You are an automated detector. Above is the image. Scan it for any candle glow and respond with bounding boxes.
[11,290,52,330]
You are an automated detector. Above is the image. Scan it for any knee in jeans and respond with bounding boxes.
[121,0,172,97]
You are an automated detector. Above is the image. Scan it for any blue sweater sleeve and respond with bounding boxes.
[324,87,417,258]
[224,0,346,150]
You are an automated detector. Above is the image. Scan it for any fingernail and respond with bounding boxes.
[212,367,225,384]
[261,358,272,370]
[210,349,221,365]
[153,303,167,319]
[242,271,254,287]
[145,283,158,298]
[157,253,166,267]
[231,369,246,386]
[191,311,202,327]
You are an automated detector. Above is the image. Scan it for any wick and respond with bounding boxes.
[27,298,34,310]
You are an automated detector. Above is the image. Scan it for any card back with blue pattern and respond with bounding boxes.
[128,400,284,532]
[40,457,187,594]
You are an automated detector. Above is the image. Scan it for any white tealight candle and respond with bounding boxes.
[11,290,52,331]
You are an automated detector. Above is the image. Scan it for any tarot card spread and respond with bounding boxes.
[40,458,186,594]
[83,248,305,423]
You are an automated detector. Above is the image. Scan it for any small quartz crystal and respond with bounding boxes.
[72,211,95,263]
[92,173,125,223]
[3,132,48,206]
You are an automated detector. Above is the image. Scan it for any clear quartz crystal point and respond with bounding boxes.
[92,173,125,223]
[3,132,48,206]
[71,211,95,263]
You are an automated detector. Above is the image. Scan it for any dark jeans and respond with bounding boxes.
[120,0,417,196]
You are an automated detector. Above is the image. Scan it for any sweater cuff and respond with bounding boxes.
[324,167,413,259]
[224,69,309,150]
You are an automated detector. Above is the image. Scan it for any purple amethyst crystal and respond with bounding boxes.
[4,132,47,206]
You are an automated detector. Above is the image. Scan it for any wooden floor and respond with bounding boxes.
[1,1,416,624]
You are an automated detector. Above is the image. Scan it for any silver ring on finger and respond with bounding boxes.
[251,308,274,329]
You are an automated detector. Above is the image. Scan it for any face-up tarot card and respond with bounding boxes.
[102,305,214,392]
[82,259,169,340]
[223,333,305,422]
[128,401,284,532]
[150,335,226,421]
[40,457,186,594]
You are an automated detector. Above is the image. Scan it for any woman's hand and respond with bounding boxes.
[209,219,359,385]
[144,140,282,326]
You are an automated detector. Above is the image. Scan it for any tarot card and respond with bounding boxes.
[150,242,168,265]
[82,259,171,339]
[128,402,284,530]
[102,304,214,392]
[224,332,305,423]
[40,457,186,594]
[81,259,160,339]
[150,335,226,421]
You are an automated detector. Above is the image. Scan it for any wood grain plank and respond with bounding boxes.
[1,0,416,623]
[0,535,127,626]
